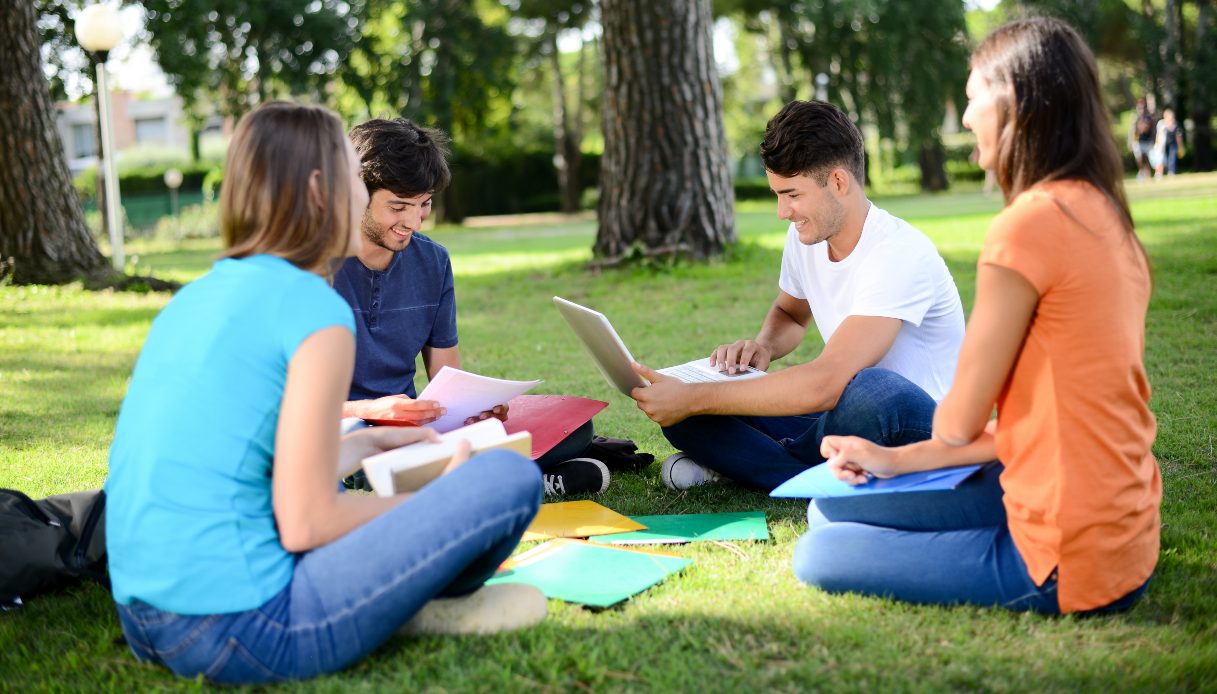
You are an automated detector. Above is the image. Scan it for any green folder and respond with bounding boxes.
[486,539,692,608]
[587,511,769,545]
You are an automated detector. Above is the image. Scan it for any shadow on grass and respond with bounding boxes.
[2,574,1212,692]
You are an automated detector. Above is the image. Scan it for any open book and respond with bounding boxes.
[345,418,532,497]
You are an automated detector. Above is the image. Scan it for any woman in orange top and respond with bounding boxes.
[792,17,1160,614]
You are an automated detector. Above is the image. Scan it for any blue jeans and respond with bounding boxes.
[115,450,541,684]
[535,420,595,470]
[661,368,937,491]
[793,462,1149,614]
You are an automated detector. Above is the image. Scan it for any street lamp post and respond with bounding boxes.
[75,4,125,271]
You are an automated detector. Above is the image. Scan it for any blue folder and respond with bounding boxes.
[770,462,986,499]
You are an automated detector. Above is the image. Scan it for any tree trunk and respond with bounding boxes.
[0,0,112,286]
[550,32,582,214]
[917,141,949,192]
[1192,0,1214,171]
[596,0,735,262]
[1161,0,1181,113]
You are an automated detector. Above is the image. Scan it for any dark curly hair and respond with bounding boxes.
[349,118,451,197]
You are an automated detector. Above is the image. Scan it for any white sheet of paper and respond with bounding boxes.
[417,366,543,433]
[657,357,766,384]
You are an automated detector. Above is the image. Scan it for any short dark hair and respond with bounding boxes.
[349,118,451,197]
[760,100,865,185]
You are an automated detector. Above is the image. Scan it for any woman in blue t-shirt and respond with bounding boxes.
[105,101,544,684]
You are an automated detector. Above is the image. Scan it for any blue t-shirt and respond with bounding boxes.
[332,233,458,400]
[105,254,354,615]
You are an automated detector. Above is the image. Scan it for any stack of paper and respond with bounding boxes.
[487,539,692,608]
[588,511,769,545]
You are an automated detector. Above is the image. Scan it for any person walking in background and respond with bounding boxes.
[1154,108,1185,178]
[1129,97,1157,181]
[105,101,546,685]
[794,17,1160,616]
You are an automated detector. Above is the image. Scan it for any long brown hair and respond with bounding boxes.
[971,17,1134,233]
[220,101,354,274]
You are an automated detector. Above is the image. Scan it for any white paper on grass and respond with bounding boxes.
[417,366,542,433]
[361,418,518,497]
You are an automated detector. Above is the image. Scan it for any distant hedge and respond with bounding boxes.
[74,162,214,203]
[72,144,994,221]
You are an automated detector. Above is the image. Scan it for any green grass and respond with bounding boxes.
[2,175,1215,691]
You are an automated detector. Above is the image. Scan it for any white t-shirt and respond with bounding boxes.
[778,203,965,402]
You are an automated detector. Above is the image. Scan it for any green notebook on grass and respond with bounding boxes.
[587,511,769,545]
[486,539,692,608]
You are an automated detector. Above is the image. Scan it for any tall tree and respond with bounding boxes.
[596,0,735,262]
[0,0,111,285]
[141,0,364,119]
[869,0,970,191]
[1191,0,1214,169]
[719,1,966,191]
[339,0,516,222]
[510,0,595,214]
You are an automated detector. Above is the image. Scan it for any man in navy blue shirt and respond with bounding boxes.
[335,119,646,496]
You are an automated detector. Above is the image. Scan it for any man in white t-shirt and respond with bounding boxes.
[629,100,965,491]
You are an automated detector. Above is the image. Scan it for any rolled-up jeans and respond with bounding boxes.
[115,449,541,684]
[661,367,938,491]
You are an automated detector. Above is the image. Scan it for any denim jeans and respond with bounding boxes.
[793,462,1149,614]
[535,420,595,470]
[661,368,937,491]
[115,449,541,684]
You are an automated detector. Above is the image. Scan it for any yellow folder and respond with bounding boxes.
[521,500,647,542]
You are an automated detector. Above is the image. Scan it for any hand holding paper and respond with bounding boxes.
[418,366,541,433]
[353,395,445,425]
[629,362,695,427]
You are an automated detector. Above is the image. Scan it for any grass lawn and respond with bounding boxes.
[2,175,1215,691]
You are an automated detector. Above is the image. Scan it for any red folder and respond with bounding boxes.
[502,395,608,460]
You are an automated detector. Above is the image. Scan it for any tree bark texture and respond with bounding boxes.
[1191,0,1214,171]
[596,0,735,261]
[0,0,110,285]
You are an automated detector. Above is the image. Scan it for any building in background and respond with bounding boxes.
[55,92,223,175]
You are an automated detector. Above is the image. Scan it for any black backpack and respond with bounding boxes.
[0,488,108,608]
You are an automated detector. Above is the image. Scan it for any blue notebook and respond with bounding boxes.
[770,463,986,499]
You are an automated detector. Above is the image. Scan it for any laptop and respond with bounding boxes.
[552,296,765,395]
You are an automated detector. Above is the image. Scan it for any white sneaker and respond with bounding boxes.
[660,452,723,490]
[400,583,547,636]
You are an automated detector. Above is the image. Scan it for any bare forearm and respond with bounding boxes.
[755,305,808,361]
[889,432,997,474]
[685,364,845,418]
[284,493,408,552]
